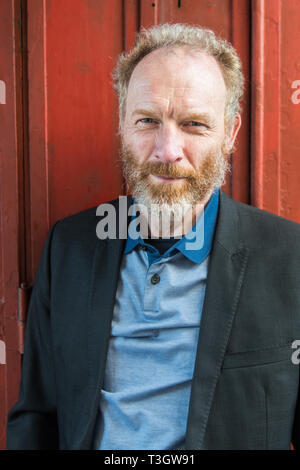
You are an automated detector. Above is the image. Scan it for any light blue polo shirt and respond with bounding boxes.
[92,189,220,450]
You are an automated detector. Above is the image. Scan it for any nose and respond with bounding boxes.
[153,124,184,163]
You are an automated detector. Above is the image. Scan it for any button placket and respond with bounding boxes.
[143,262,164,314]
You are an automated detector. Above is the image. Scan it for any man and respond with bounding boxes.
[6,23,300,450]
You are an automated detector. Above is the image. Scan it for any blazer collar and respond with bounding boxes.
[184,190,249,449]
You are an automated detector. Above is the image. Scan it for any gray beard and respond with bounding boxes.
[128,151,229,215]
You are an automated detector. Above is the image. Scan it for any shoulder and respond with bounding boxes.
[228,195,300,251]
[50,195,130,246]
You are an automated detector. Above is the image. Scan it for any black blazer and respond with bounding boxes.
[6,191,300,450]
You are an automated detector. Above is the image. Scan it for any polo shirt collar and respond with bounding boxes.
[124,189,220,264]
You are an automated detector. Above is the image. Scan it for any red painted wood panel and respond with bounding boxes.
[0,0,27,450]
[280,0,300,222]
[124,0,140,51]
[252,0,300,223]
[26,0,124,283]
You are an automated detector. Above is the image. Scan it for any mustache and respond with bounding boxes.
[139,162,198,180]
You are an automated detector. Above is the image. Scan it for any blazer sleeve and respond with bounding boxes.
[6,222,60,449]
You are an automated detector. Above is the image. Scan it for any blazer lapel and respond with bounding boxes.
[73,195,133,449]
[184,191,249,449]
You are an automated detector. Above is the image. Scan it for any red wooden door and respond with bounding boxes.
[1,0,299,450]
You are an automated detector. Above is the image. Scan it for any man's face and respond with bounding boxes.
[121,46,241,211]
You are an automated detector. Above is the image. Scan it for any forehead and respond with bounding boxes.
[126,46,227,113]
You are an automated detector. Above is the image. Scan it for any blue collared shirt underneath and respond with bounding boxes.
[124,189,219,265]
[93,190,220,450]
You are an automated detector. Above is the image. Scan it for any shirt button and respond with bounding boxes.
[141,245,147,251]
[151,273,160,285]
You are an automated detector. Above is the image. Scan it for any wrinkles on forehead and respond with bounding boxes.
[125,47,227,125]
[126,85,225,126]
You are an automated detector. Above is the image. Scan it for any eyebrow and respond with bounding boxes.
[131,109,160,119]
[131,109,216,126]
[180,112,215,124]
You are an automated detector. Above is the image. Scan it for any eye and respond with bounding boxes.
[184,121,207,128]
[138,118,156,124]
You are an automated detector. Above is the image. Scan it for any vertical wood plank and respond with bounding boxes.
[231,0,251,204]
[0,0,28,448]
[251,0,281,214]
[124,0,140,51]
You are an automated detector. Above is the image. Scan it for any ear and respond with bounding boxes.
[223,114,242,154]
